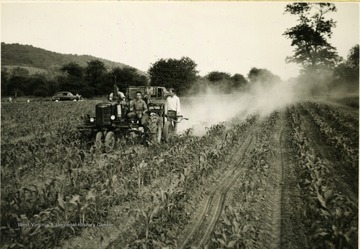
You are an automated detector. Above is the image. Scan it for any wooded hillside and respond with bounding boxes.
[1,42,143,76]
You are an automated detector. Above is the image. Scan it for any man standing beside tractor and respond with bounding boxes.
[165,88,181,134]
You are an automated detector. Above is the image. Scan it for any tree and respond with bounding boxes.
[8,75,27,97]
[61,62,84,78]
[206,71,231,82]
[346,44,359,69]
[1,68,10,96]
[231,74,248,86]
[231,74,248,89]
[25,73,49,96]
[205,71,248,93]
[7,67,30,97]
[47,79,60,95]
[248,68,281,84]
[108,66,148,93]
[84,60,107,96]
[332,45,359,91]
[148,57,198,95]
[283,3,339,70]
[59,62,86,94]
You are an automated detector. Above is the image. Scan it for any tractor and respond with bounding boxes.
[77,86,187,152]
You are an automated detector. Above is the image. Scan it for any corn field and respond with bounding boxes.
[1,99,358,249]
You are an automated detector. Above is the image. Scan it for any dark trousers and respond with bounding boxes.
[128,112,149,126]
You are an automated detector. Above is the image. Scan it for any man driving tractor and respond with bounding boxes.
[127,91,149,126]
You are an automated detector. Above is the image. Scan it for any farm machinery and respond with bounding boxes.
[77,86,187,151]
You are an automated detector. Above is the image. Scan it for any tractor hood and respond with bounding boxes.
[96,102,118,108]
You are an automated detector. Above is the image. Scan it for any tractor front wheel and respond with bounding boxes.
[104,131,116,152]
[95,131,103,150]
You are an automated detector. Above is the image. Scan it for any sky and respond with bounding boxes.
[1,2,359,80]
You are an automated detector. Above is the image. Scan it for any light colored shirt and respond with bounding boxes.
[109,91,125,101]
[165,95,181,114]
[130,99,148,114]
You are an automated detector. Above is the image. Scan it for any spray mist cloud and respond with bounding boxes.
[178,79,298,136]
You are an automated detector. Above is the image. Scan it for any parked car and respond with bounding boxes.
[51,92,82,101]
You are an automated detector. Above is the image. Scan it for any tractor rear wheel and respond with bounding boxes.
[104,131,116,152]
[163,121,173,142]
[147,114,162,143]
[156,125,162,143]
[95,131,103,150]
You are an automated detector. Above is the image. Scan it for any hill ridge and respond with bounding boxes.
[1,42,145,76]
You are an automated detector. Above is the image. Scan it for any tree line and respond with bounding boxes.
[0,57,255,98]
[1,3,358,98]
[1,61,148,98]
[1,45,357,99]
